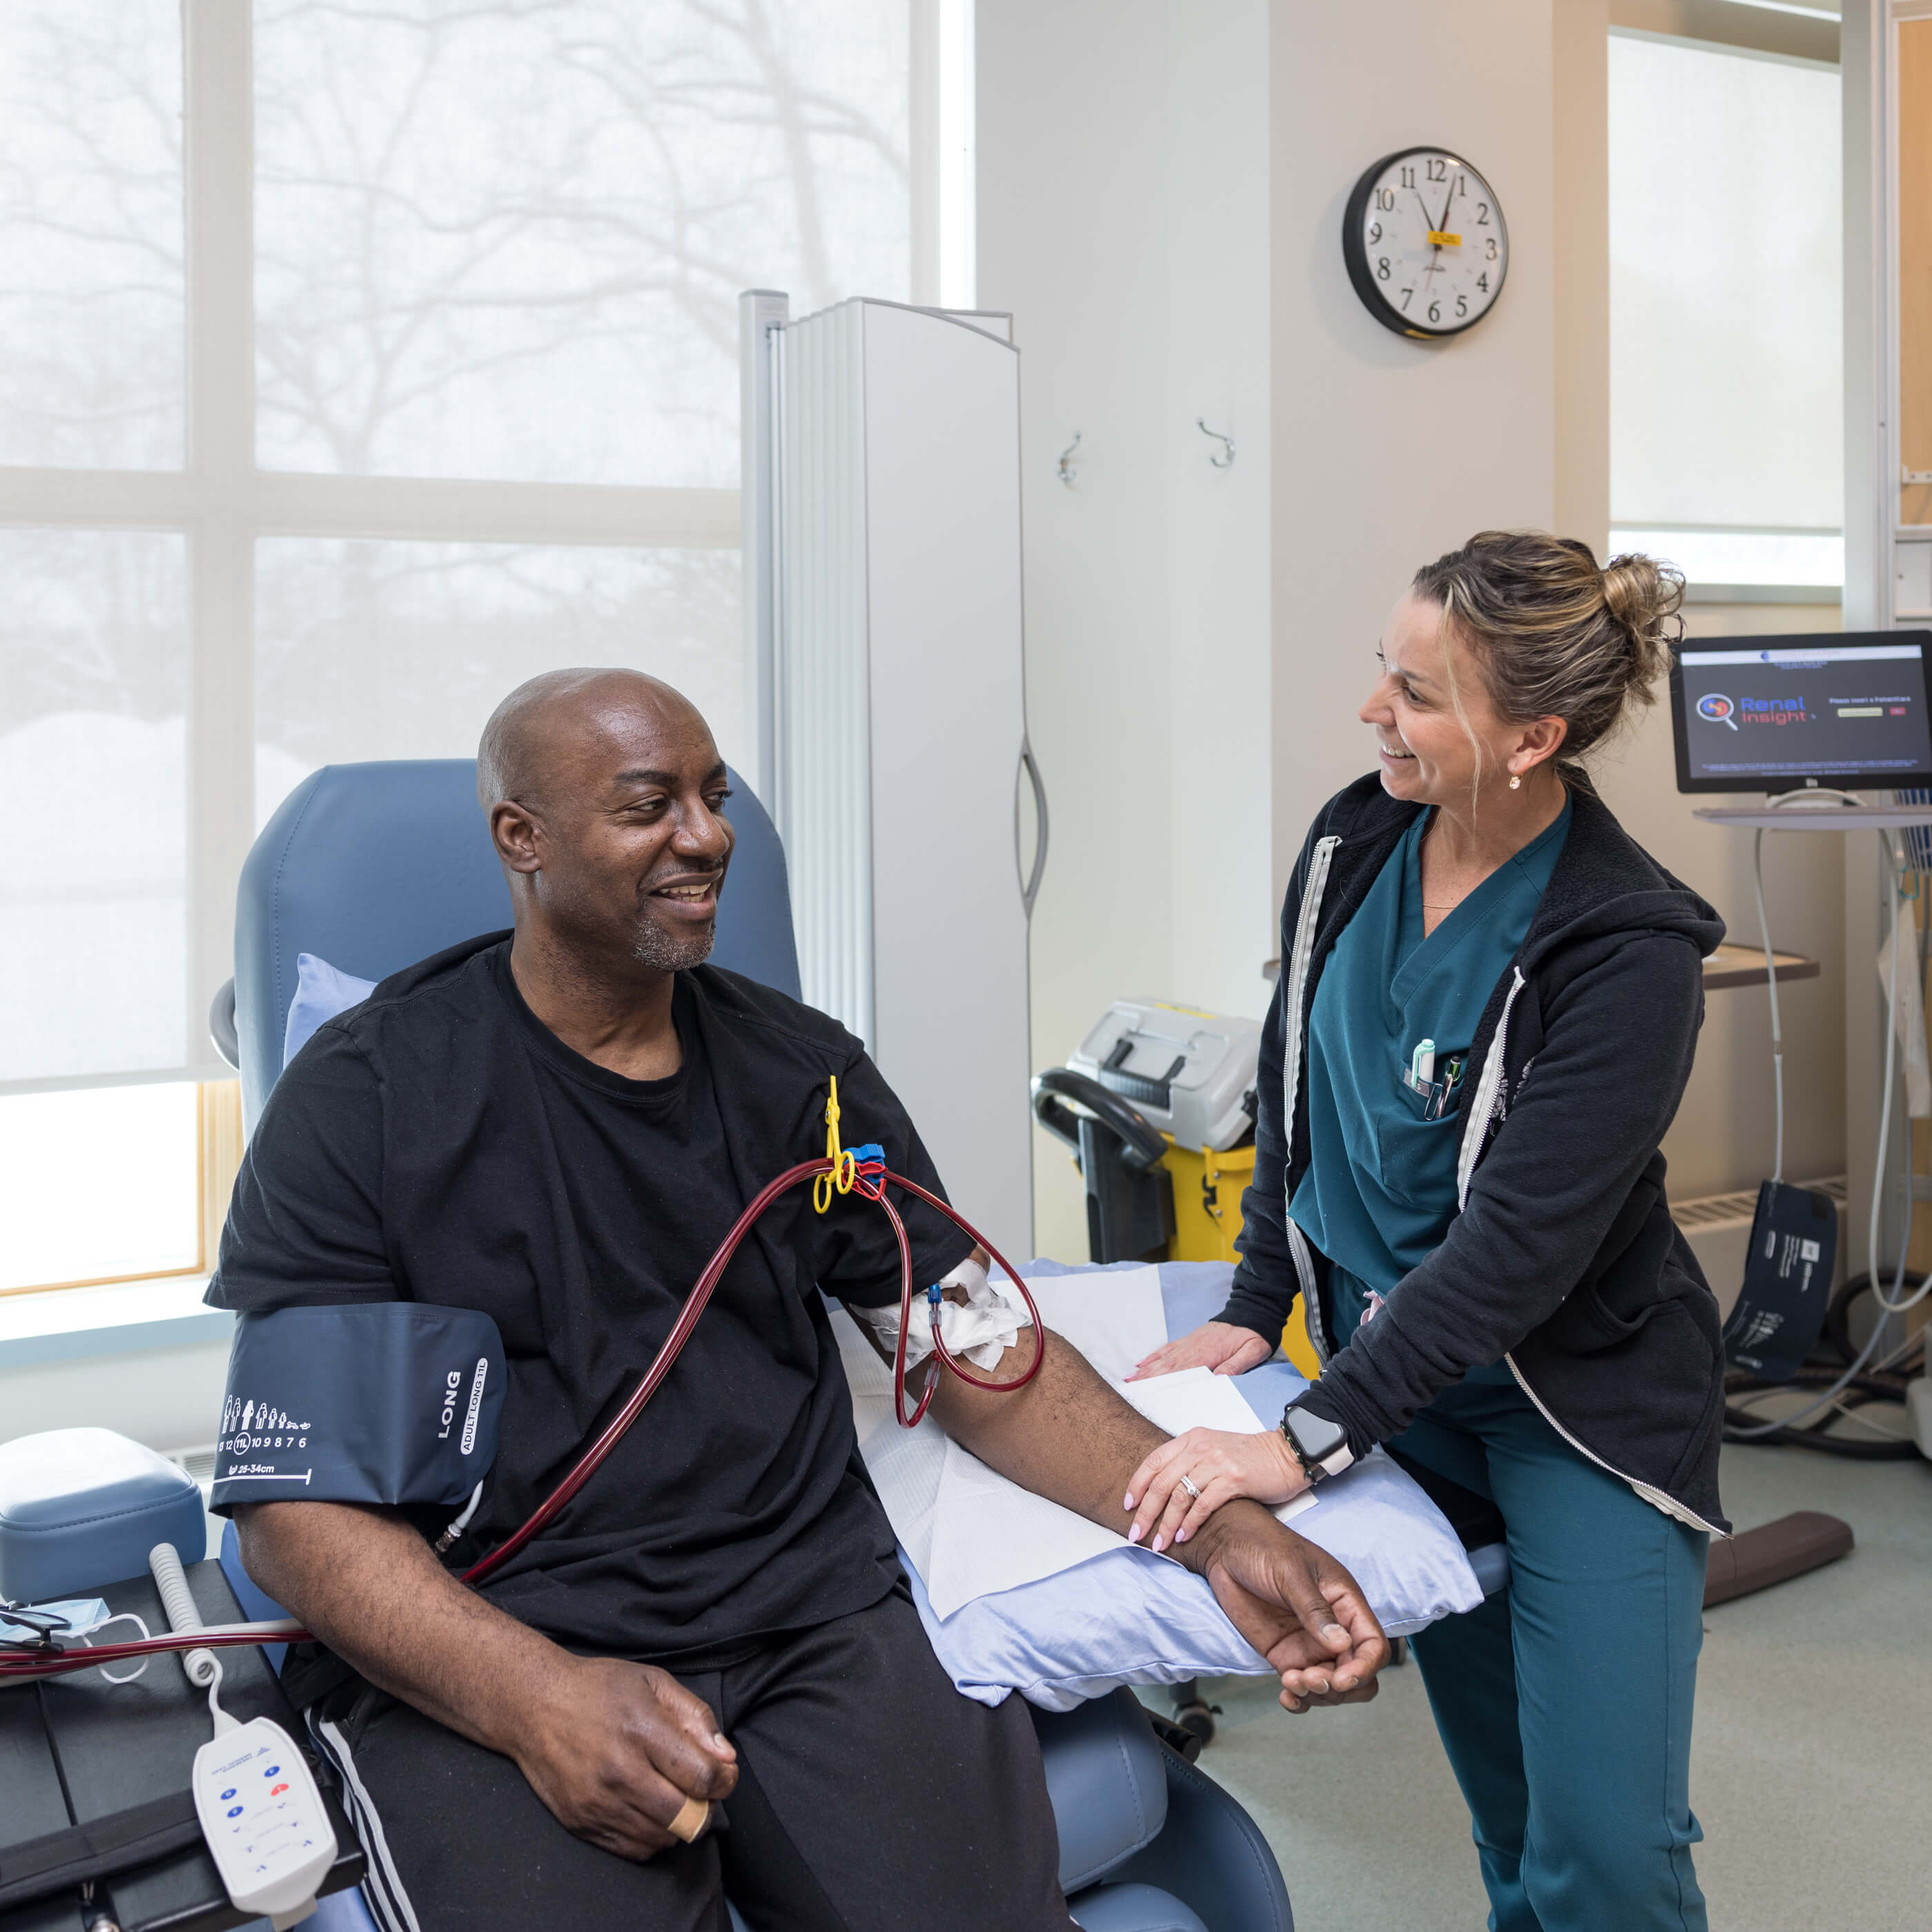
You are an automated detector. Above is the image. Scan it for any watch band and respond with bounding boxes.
[1280,1399,1355,1483]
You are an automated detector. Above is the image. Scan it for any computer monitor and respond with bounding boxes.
[1669,630,1932,793]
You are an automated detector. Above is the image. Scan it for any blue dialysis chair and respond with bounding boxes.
[217,760,1291,1931]
[227,759,800,1132]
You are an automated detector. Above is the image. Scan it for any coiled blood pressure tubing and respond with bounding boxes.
[0,1083,1045,1683]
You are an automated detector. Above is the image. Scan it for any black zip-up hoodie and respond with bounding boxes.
[1220,774,1732,1535]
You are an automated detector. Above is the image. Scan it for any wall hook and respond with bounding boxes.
[1196,418,1235,468]
[1057,431,1082,488]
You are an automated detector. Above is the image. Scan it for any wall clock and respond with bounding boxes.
[1342,147,1509,340]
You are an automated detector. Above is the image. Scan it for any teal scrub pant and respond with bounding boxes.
[1390,1370,1710,1932]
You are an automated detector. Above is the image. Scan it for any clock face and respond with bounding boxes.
[1342,148,1508,339]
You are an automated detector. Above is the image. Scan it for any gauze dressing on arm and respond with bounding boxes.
[852,1256,1033,1370]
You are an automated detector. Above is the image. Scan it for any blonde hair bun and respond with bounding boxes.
[1412,530,1686,783]
[1599,551,1684,696]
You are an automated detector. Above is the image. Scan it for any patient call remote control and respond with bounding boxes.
[191,1715,338,1923]
[149,1541,338,1925]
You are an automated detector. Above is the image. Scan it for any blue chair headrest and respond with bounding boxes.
[235,759,798,1129]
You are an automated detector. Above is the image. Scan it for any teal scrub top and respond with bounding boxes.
[1289,797,1571,1311]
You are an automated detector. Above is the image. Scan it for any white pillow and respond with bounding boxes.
[282,952,375,1068]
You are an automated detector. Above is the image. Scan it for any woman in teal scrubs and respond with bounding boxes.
[1127,531,1726,1932]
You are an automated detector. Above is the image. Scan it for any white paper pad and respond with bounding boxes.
[1011,1266,1167,1383]
[829,1273,1316,1621]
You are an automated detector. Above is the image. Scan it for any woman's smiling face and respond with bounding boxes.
[1360,591,1512,807]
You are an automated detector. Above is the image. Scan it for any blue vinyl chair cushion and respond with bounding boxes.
[0,1428,206,1603]
[1031,1688,1170,1893]
[1113,1735,1294,1932]
[1470,1539,1511,1597]
[235,760,799,1130]
[1066,1882,1209,1932]
[219,1517,291,1679]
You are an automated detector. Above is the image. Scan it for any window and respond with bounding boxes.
[1,0,957,1294]
[1608,29,1842,598]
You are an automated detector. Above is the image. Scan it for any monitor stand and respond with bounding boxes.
[1763,786,1866,809]
[1695,798,1932,829]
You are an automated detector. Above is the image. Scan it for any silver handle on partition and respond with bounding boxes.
[1017,739,1050,918]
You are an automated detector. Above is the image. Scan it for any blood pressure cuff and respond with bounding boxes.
[210,1302,504,1515]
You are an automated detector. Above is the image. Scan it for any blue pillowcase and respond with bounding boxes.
[899,1261,1486,1710]
[282,952,376,1068]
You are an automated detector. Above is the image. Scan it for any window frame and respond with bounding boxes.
[0,0,961,1098]
[1,0,966,1293]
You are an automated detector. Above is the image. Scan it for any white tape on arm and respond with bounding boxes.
[852,1256,1033,1369]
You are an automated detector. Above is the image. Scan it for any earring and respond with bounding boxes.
[1509,773,1521,790]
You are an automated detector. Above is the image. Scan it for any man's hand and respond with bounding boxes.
[512,1656,738,1859]
[1189,1501,1387,1710]
[237,1501,738,1863]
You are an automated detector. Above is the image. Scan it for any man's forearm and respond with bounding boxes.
[926,1329,1388,1704]
[238,1502,741,1856]
[925,1327,1223,1579]
[236,1501,568,1753]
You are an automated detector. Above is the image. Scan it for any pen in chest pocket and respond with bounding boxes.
[1401,1040,1465,1116]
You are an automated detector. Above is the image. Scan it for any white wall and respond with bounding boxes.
[0,1338,231,1453]
[1259,1,1847,1209]
[984,0,1844,1253]
[1268,2,1559,895]
[1164,10,1276,1019]
[979,0,1273,1261]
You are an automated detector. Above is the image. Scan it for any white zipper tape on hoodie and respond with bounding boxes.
[1458,969,1725,1535]
[1280,835,1339,1171]
[1279,836,1340,1344]
[1503,1350,1726,1537]
[1456,967,1525,1211]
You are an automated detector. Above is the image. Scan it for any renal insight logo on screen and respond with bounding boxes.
[1696,692,1737,730]
[1739,694,1811,725]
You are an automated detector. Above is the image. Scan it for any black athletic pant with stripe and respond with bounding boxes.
[307,1585,1073,1931]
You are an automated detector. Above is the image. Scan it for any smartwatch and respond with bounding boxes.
[1280,1398,1355,1484]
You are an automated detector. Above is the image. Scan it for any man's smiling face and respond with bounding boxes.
[485,671,736,977]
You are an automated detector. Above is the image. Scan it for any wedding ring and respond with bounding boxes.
[1179,1473,1202,1501]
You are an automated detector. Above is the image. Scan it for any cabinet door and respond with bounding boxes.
[861,302,1034,1260]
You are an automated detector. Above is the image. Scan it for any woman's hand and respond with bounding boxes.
[1124,1425,1308,1552]
[1126,1320,1274,1382]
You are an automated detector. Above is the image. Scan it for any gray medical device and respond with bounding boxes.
[1067,1000,1262,1153]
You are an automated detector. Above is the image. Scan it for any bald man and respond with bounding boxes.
[208,670,1386,1932]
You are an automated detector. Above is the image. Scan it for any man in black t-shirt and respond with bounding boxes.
[211,669,1387,1932]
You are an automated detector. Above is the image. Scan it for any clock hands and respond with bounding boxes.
[1415,189,1443,289]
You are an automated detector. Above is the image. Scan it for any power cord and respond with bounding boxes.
[1727,831,1929,1443]
[1724,1274,1925,1458]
